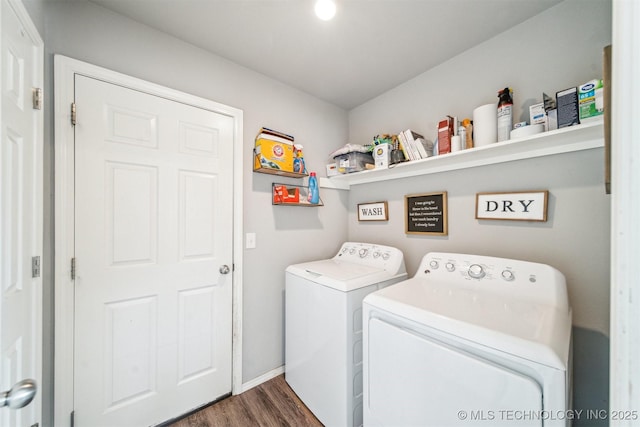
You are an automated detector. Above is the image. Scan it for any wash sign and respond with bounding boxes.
[475,191,548,222]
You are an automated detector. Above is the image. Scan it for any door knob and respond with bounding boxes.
[219,265,231,274]
[0,379,37,409]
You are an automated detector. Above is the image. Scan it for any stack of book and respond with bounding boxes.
[397,129,434,161]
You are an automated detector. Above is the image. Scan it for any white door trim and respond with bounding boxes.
[610,1,640,424]
[53,55,244,426]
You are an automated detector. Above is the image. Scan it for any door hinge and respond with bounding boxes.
[32,88,43,110]
[70,410,75,427]
[32,256,41,278]
[71,258,76,280]
[71,102,77,126]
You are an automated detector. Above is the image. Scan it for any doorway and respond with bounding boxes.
[54,56,244,426]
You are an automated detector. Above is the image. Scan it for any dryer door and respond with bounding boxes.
[366,318,543,427]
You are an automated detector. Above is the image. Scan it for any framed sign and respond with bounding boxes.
[358,201,388,221]
[475,190,548,221]
[405,192,448,235]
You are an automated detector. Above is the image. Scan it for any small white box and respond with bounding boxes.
[326,163,338,177]
[529,103,548,131]
[373,144,390,169]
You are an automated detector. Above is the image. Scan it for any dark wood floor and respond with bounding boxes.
[168,375,323,427]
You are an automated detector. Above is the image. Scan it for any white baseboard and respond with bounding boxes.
[240,365,285,394]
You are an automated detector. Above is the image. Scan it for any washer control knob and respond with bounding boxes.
[501,270,515,281]
[349,248,356,255]
[468,264,485,279]
[359,248,368,258]
[382,252,390,260]
[429,260,439,269]
[373,251,381,258]
[445,262,455,272]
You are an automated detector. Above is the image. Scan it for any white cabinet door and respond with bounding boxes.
[366,318,542,427]
[73,74,234,426]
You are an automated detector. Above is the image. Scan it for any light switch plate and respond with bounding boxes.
[246,232,256,249]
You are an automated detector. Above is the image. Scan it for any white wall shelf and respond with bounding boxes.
[323,120,604,190]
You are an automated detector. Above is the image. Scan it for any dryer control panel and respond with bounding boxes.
[334,242,406,275]
[416,252,569,311]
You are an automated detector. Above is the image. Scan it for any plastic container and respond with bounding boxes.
[497,87,513,142]
[308,172,320,204]
[333,152,374,174]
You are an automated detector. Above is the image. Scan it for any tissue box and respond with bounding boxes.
[334,151,374,174]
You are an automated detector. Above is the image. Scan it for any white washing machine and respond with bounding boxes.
[363,252,572,427]
[286,242,407,427]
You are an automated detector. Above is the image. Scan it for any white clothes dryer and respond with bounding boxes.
[363,252,572,427]
[286,242,407,427]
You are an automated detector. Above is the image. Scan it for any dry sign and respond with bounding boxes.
[476,191,548,222]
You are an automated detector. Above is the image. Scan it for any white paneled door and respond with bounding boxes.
[73,75,234,426]
[0,0,43,426]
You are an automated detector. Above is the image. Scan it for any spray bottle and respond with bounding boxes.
[293,144,307,174]
[497,87,513,142]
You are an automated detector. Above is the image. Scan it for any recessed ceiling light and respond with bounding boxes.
[315,0,336,21]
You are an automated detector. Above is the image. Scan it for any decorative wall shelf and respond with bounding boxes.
[324,120,604,190]
[253,147,308,178]
[254,166,308,179]
[272,183,323,206]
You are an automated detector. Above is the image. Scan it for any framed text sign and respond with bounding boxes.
[405,192,448,235]
[357,201,389,221]
[475,190,548,221]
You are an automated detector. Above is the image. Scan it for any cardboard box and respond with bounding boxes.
[579,79,604,122]
[373,144,390,169]
[556,87,580,128]
[437,118,453,155]
[254,138,294,172]
[326,163,338,177]
[529,102,548,131]
[273,185,300,203]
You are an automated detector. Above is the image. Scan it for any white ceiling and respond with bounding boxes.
[89,0,563,109]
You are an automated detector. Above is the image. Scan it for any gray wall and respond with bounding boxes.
[347,0,611,421]
[36,1,349,424]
